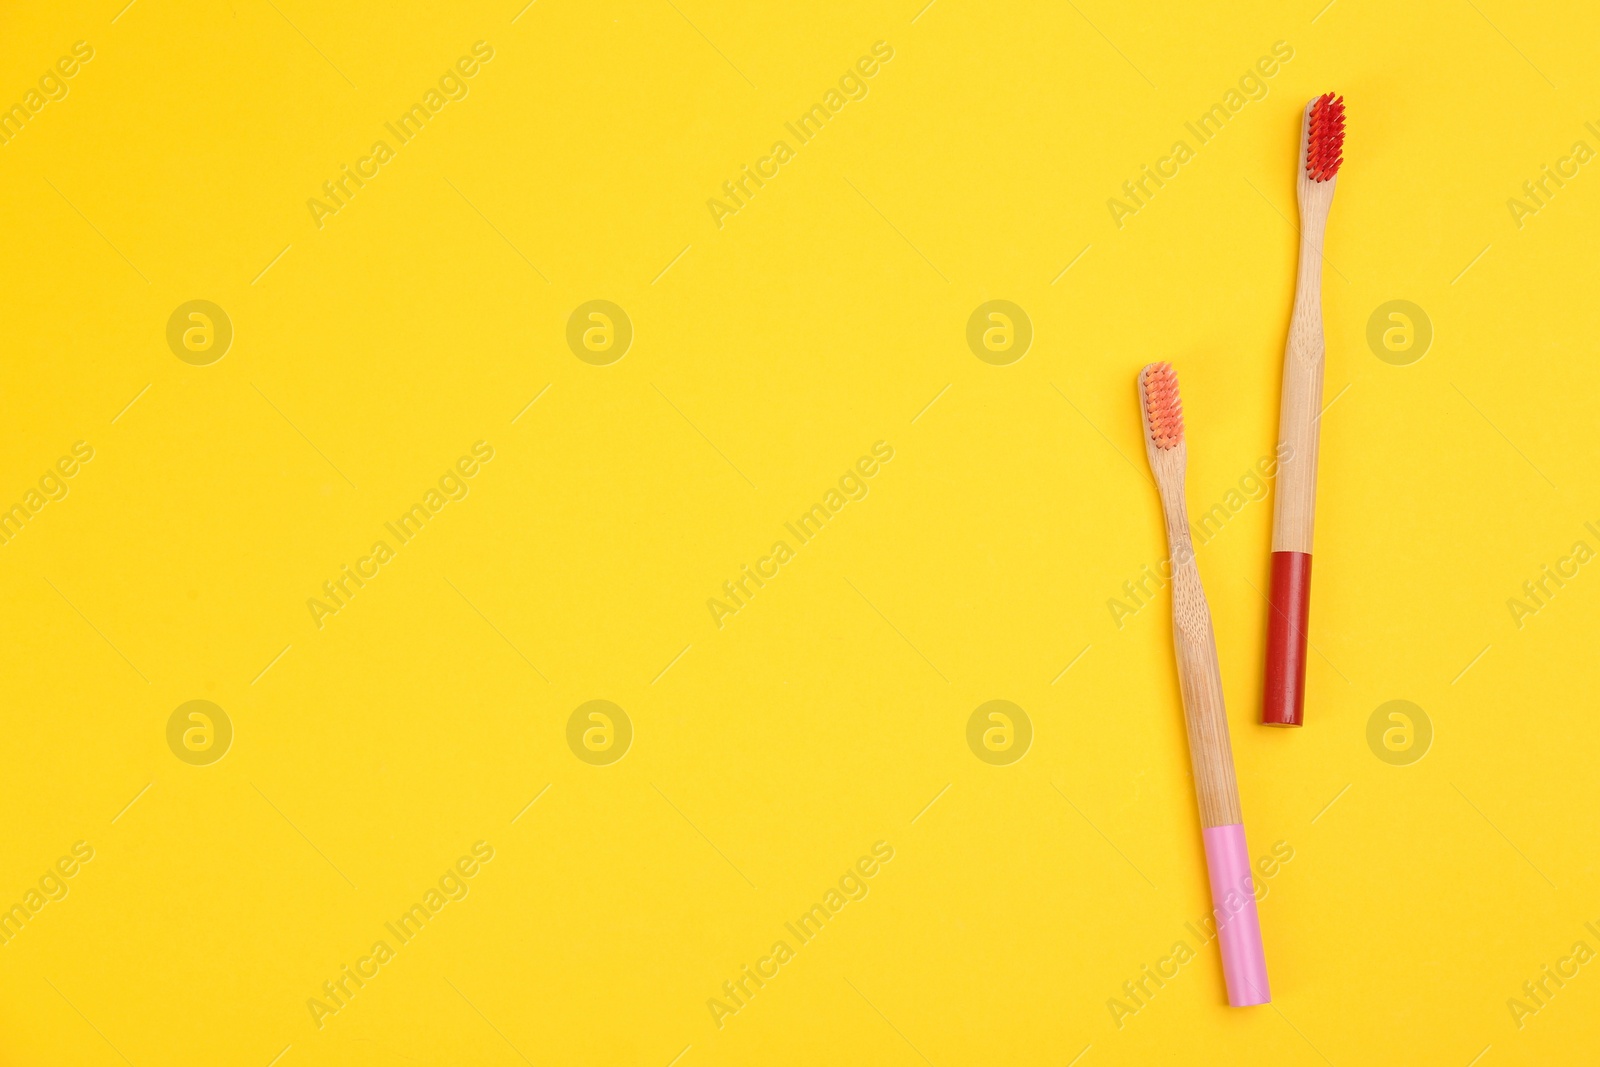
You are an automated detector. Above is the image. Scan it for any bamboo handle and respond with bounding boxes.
[1156,467,1242,828]
[1271,164,1331,553]
[1170,562,1244,827]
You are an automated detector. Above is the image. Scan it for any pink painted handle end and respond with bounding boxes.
[1202,823,1271,1007]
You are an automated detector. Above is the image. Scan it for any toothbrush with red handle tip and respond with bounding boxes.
[1264,93,1343,728]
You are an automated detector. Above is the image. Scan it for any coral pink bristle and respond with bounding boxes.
[1142,363,1183,450]
[1306,92,1345,182]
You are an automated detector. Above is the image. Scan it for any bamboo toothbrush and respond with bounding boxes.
[1263,92,1345,727]
[1139,362,1270,1008]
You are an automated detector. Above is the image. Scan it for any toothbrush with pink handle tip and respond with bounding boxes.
[1138,362,1271,1007]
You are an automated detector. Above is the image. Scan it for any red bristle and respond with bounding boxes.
[1141,362,1183,450]
[1306,92,1345,182]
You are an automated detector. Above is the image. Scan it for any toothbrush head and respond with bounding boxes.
[1139,362,1184,451]
[1306,93,1345,182]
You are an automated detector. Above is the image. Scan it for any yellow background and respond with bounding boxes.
[1,0,1596,1063]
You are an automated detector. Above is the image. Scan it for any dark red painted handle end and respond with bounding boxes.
[1263,551,1312,726]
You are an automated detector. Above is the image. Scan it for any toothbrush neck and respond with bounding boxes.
[1296,189,1333,279]
[1157,472,1194,559]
